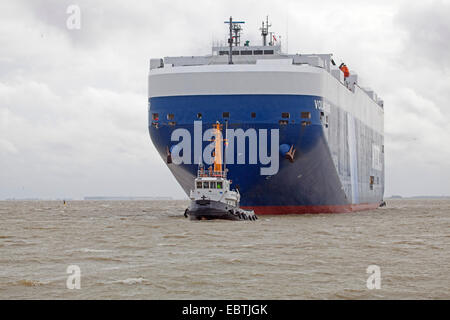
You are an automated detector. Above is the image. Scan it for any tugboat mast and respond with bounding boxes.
[213,122,223,173]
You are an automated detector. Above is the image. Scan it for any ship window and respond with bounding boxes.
[301,112,311,119]
[168,121,176,126]
[197,113,202,119]
[167,113,174,120]
[232,51,240,55]
[210,181,216,189]
[219,51,229,55]
[222,112,230,118]
[282,112,290,118]
[279,120,288,125]
[263,50,274,55]
[217,181,223,189]
[241,50,252,55]
[196,181,202,189]
[251,112,256,118]
[203,181,209,188]
[370,176,374,190]
[253,50,263,55]
[301,121,311,126]
[152,113,159,121]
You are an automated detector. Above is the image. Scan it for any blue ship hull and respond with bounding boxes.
[148,94,384,214]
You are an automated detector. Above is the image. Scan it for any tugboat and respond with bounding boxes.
[184,122,257,221]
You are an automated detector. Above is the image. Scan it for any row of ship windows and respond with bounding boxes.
[152,112,311,121]
[197,181,223,189]
[151,112,313,127]
[218,50,274,56]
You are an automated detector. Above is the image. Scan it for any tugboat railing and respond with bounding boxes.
[197,169,227,178]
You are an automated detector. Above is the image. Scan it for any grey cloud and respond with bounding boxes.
[395,0,450,69]
[1,0,449,199]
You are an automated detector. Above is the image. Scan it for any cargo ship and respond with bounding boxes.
[148,17,385,214]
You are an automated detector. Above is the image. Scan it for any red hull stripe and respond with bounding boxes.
[241,203,380,215]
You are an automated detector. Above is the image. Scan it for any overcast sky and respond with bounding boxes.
[1,0,449,199]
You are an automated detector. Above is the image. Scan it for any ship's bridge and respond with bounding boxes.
[212,44,282,57]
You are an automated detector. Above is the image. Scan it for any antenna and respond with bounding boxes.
[260,16,271,46]
[232,23,243,46]
[286,9,289,53]
[224,17,245,64]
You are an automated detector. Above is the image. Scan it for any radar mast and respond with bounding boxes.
[260,16,271,46]
[224,17,245,64]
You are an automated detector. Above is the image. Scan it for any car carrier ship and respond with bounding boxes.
[148,17,385,214]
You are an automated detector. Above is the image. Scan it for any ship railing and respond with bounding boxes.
[197,169,227,178]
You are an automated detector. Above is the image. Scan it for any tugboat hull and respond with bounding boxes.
[186,200,256,221]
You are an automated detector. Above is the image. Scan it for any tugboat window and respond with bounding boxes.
[210,181,216,189]
[282,112,290,118]
[196,181,202,189]
[197,113,202,119]
[217,182,223,189]
[152,113,159,121]
[251,112,256,118]
[203,182,209,189]
[222,112,229,118]
[167,114,174,120]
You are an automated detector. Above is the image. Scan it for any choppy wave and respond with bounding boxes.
[77,248,113,253]
[13,279,49,287]
[110,278,148,285]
